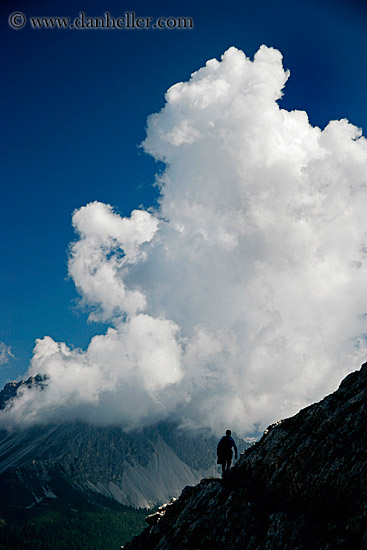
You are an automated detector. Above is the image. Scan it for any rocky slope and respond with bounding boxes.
[124,362,367,549]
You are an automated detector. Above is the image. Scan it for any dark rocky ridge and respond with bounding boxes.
[124,362,367,549]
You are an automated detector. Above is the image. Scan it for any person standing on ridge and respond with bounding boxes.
[217,429,238,478]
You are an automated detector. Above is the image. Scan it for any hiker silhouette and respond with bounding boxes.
[217,429,238,478]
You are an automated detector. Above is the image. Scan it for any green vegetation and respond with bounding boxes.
[0,505,148,550]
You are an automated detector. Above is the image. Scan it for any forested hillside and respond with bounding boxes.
[0,502,147,550]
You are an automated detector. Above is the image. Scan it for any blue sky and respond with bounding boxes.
[1,0,367,389]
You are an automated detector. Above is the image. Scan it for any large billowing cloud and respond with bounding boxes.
[2,46,367,434]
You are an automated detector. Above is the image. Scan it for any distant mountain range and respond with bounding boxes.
[0,376,241,513]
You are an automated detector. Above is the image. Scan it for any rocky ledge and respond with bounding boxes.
[124,362,367,549]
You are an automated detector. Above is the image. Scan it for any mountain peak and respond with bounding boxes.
[0,374,47,410]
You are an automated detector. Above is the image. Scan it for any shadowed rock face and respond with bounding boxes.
[124,363,367,550]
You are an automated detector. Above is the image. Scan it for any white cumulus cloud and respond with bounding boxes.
[1,45,367,435]
[68,202,159,321]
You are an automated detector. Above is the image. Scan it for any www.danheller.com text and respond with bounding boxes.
[8,11,194,30]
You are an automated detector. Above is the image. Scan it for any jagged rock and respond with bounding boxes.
[145,499,177,526]
[124,362,367,549]
[0,375,47,410]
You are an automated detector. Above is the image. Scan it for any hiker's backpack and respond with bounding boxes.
[217,436,232,456]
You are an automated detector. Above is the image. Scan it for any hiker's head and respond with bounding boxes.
[225,429,231,436]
